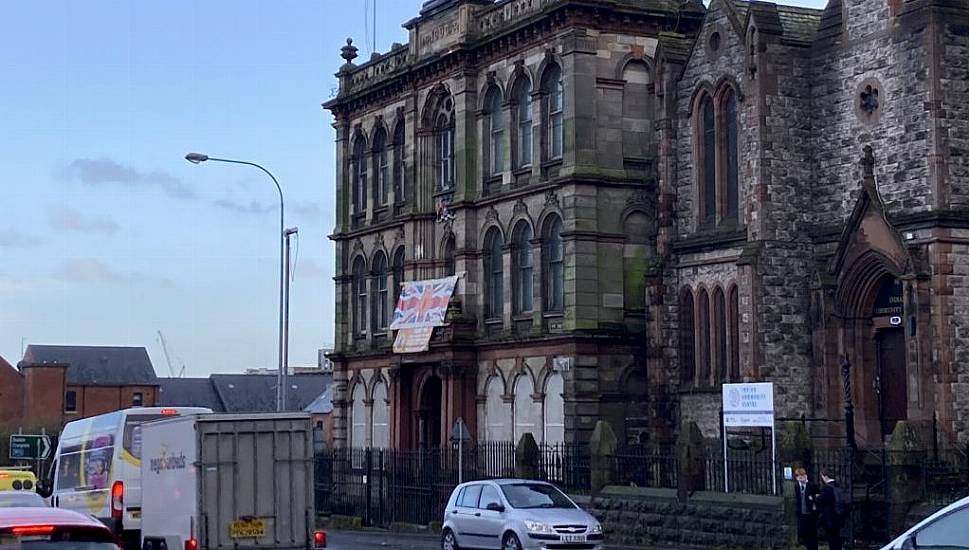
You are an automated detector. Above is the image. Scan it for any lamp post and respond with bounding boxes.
[185,153,288,411]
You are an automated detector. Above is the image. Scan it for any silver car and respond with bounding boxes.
[441,479,604,550]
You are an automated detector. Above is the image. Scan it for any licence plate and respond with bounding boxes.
[562,534,586,543]
[230,519,265,539]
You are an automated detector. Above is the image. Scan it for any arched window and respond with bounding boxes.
[442,235,456,277]
[371,252,388,331]
[484,227,504,318]
[512,221,534,314]
[728,285,740,381]
[351,136,368,214]
[621,60,652,162]
[350,382,367,449]
[371,379,390,449]
[392,247,405,305]
[697,289,711,384]
[485,87,504,176]
[436,98,455,190]
[714,287,727,382]
[724,91,739,221]
[541,64,563,160]
[393,122,405,204]
[483,376,510,441]
[694,86,741,227]
[700,96,716,225]
[372,128,389,206]
[513,374,538,443]
[679,289,696,384]
[542,215,564,312]
[543,373,565,444]
[513,78,532,168]
[352,256,367,335]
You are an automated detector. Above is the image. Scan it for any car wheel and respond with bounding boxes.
[441,529,460,550]
[502,532,522,550]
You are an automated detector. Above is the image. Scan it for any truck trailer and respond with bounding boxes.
[139,413,322,550]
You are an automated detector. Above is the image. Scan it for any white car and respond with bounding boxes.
[881,495,969,549]
[441,479,604,550]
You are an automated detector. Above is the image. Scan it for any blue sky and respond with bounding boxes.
[0,0,419,375]
[0,0,826,376]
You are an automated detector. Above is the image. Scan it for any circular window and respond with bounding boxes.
[709,32,721,52]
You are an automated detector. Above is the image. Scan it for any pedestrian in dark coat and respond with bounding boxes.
[794,467,820,550]
[817,469,845,550]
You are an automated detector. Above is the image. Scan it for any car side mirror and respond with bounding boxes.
[35,480,51,498]
[900,535,916,550]
[486,502,505,513]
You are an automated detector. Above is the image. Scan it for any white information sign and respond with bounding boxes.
[722,382,775,427]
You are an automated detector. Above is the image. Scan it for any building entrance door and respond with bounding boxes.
[418,374,442,448]
[876,328,908,438]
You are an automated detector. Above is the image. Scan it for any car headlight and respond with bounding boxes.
[524,520,555,534]
[590,523,603,535]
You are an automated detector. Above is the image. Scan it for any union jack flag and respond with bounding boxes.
[390,276,458,329]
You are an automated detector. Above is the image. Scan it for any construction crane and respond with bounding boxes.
[157,330,186,378]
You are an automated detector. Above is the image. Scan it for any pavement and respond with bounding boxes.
[323,530,440,549]
[322,529,685,549]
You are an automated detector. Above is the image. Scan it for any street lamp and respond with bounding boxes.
[184,153,289,411]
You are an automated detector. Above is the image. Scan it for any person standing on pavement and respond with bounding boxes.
[794,467,820,550]
[817,469,846,550]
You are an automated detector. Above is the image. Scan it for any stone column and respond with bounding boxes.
[676,421,705,501]
[589,420,618,493]
[886,421,929,537]
[453,70,478,203]
[530,237,544,330]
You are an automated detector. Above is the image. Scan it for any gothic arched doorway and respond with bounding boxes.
[418,374,443,449]
[871,276,908,438]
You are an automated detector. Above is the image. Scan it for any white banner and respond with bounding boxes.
[722,382,775,428]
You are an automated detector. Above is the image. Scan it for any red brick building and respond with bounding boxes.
[0,345,159,432]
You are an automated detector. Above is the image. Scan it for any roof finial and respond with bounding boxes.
[341,38,358,65]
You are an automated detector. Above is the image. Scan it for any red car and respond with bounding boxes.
[0,507,120,550]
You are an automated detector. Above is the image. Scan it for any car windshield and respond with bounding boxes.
[0,526,116,550]
[0,492,46,508]
[500,483,576,509]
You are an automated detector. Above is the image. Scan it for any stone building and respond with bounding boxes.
[324,0,704,448]
[325,0,969,450]
[649,0,969,447]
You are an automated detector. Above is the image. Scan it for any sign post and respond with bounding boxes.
[721,382,776,495]
[9,434,52,461]
[451,417,471,484]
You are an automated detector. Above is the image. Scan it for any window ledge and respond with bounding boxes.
[513,167,532,176]
[512,313,533,321]
[542,158,563,168]
[543,311,564,318]
[484,317,503,326]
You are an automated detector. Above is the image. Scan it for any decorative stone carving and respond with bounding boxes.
[373,232,385,251]
[340,38,358,65]
[352,238,364,254]
[513,198,528,216]
[544,190,561,210]
[393,225,405,246]
[485,205,500,225]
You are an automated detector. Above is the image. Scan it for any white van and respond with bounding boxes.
[49,407,211,548]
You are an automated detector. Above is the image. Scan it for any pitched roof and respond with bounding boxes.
[304,385,333,415]
[744,1,823,46]
[157,378,226,412]
[22,345,157,386]
[210,373,331,413]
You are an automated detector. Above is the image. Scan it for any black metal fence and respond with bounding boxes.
[315,442,590,527]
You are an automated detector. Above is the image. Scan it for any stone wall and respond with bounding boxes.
[943,15,969,208]
[578,487,789,550]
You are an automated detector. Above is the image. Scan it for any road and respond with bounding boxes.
[324,530,440,549]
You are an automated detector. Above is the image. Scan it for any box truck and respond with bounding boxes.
[139,413,323,550]
[49,407,212,547]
